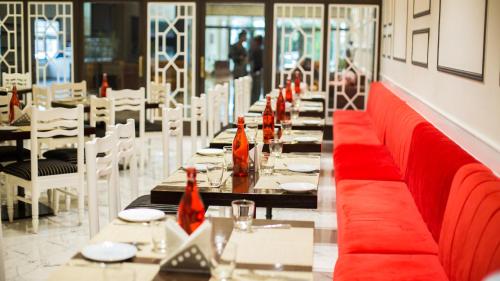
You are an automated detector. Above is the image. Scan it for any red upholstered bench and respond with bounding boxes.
[334,164,500,281]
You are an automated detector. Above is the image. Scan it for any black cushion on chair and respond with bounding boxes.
[43,148,104,164]
[0,146,31,162]
[2,159,78,180]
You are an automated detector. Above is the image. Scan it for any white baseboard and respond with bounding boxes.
[380,74,500,176]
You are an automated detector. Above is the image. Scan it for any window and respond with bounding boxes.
[34,19,59,60]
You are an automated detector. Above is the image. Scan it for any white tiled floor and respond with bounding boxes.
[1,136,337,281]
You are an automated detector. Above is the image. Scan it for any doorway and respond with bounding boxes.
[82,1,145,92]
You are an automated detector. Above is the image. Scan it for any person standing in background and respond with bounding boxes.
[249,35,263,104]
[229,30,248,79]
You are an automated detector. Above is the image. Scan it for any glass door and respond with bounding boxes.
[82,1,145,92]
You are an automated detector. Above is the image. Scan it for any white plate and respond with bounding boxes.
[302,120,322,125]
[286,163,318,173]
[118,208,165,222]
[0,126,18,131]
[82,242,137,262]
[197,148,224,156]
[294,136,319,143]
[302,106,321,111]
[244,112,261,117]
[183,163,208,172]
[279,182,316,193]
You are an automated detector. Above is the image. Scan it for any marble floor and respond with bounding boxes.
[1,136,337,281]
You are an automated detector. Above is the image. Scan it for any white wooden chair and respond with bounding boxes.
[220,82,230,127]
[0,199,5,281]
[50,81,87,100]
[190,94,207,155]
[148,82,173,123]
[86,130,118,238]
[2,73,31,89]
[3,105,85,233]
[107,88,145,173]
[207,87,221,141]
[0,93,10,124]
[108,119,138,211]
[89,96,114,137]
[242,75,252,113]
[32,85,52,109]
[162,105,183,180]
[234,78,244,118]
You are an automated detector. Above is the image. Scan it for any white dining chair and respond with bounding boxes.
[3,105,85,233]
[0,199,5,281]
[234,78,244,118]
[162,105,183,180]
[86,130,118,238]
[191,94,207,155]
[108,119,138,212]
[2,73,31,89]
[242,75,252,113]
[89,96,114,137]
[207,87,222,141]
[0,93,10,124]
[107,87,145,173]
[220,82,230,127]
[148,81,173,123]
[32,85,52,109]
[50,81,87,100]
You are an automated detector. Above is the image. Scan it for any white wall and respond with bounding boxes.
[380,0,500,173]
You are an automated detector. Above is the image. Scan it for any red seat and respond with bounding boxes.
[439,164,500,281]
[333,122,381,149]
[334,254,448,281]
[405,123,477,241]
[333,144,402,183]
[336,180,438,255]
[334,110,372,126]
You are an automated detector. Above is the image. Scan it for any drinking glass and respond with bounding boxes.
[231,199,255,232]
[259,154,275,176]
[269,139,283,158]
[281,119,292,135]
[151,220,167,253]
[246,122,258,143]
[210,240,237,281]
[207,162,224,188]
[223,146,233,170]
[291,106,300,120]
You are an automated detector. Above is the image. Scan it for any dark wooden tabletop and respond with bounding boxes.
[0,125,96,142]
[51,99,160,113]
[0,87,32,96]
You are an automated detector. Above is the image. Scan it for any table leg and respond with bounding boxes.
[266,207,272,219]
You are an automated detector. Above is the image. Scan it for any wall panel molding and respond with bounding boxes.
[392,0,407,62]
[411,28,429,68]
[413,0,430,18]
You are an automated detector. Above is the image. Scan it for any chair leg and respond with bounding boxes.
[32,190,40,234]
[53,190,60,215]
[65,188,71,211]
[6,180,14,223]
[77,183,84,225]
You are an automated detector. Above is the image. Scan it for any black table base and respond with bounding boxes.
[1,202,54,222]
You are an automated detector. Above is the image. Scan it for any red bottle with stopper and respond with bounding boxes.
[100,73,109,97]
[294,71,301,95]
[285,79,293,103]
[275,87,286,123]
[262,95,275,144]
[9,84,20,124]
[177,167,206,234]
[232,116,249,177]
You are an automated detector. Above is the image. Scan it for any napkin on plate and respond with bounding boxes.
[161,219,213,273]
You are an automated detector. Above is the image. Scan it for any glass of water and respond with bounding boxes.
[291,105,300,120]
[207,162,224,188]
[269,139,283,158]
[231,199,255,232]
[210,240,237,281]
[223,146,232,170]
[150,220,167,254]
[246,122,258,143]
[281,119,292,135]
[259,154,275,176]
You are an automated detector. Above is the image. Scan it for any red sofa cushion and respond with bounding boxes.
[405,123,477,241]
[336,180,438,255]
[334,110,372,126]
[439,163,500,281]
[384,103,425,178]
[334,254,448,281]
[334,144,402,183]
[333,122,381,150]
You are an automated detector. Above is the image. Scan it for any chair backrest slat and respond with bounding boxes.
[2,73,31,89]
[190,94,207,155]
[162,105,184,179]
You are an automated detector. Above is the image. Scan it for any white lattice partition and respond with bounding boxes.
[272,4,324,91]
[147,2,196,118]
[0,2,24,82]
[326,5,379,113]
[28,2,73,85]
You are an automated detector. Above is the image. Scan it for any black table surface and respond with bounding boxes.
[0,88,32,96]
[51,99,160,113]
[0,125,96,142]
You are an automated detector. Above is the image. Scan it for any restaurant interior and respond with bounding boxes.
[0,0,499,280]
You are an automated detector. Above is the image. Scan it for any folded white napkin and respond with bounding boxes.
[164,219,213,262]
[249,142,264,170]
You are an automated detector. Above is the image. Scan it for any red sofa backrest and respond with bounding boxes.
[405,123,477,241]
[366,82,407,143]
[384,102,425,178]
[439,163,500,281]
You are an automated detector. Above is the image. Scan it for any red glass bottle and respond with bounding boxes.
[285,79,293,103]
[178,167,205,235]
[232,116,249,177]
[294,71,301,95]
[9,85,20,124]
[275,87,285,123]
[262,95,275,144]
[100,73,109,98]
